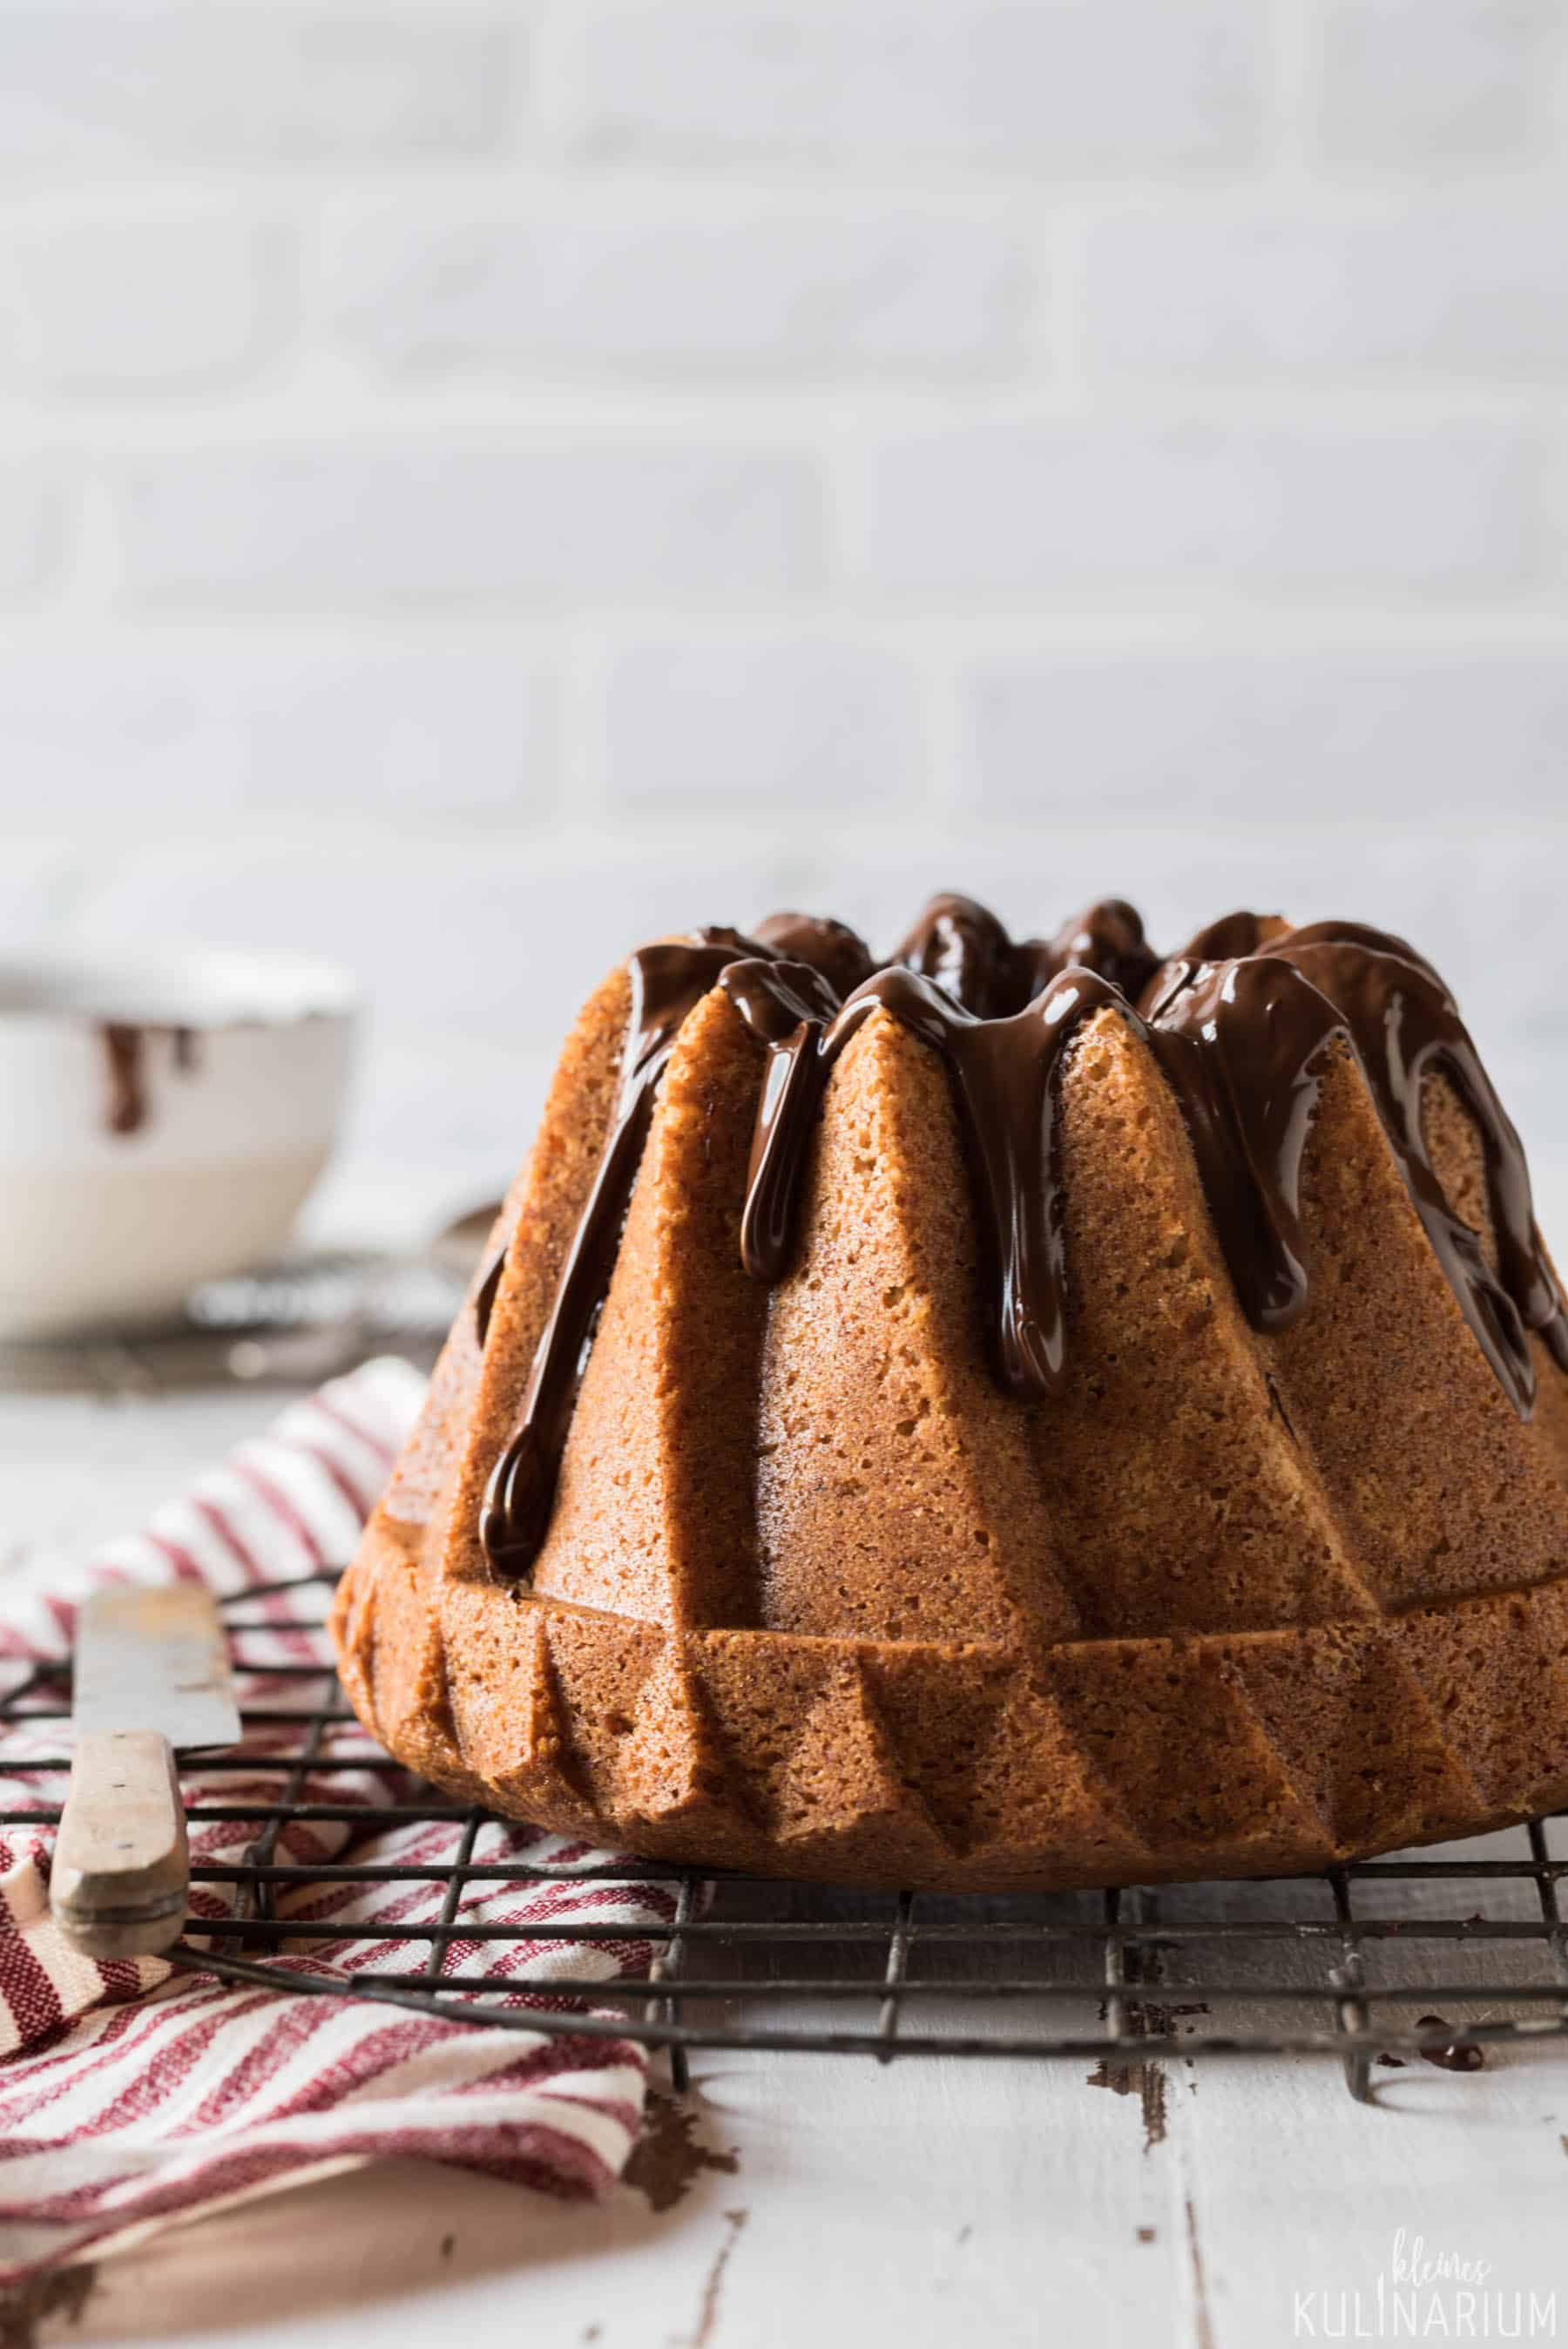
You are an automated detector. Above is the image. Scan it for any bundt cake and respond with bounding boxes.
[333,897,1568,1892]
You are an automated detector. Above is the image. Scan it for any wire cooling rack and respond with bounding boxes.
[3,1569,1566,2108]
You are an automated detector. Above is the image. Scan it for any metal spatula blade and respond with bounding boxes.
[54,1585,240,1960]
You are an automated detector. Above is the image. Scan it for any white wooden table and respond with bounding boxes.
[7,1376,1568,2349]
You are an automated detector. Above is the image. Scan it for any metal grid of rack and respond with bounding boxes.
[3,1569,1566,2107]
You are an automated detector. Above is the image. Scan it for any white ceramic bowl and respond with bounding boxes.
[0,946,359,1341]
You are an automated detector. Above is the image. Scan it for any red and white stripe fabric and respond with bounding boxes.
[0,1359,659,2285]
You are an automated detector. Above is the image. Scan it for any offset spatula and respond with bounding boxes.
[55,1586,240,1959]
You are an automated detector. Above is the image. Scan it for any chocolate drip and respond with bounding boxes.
[1271,926,1565,1400]
[1148,919,1567,1404]
[1146,955,1345,1332]
[1168,910,1267,971]
[101,1022,145,1136]
[719,958,844,1284]
[473,1249,505,1348]
[99,1021,199,1137]
[895,893,1024,1017]
[723,958,1132,1398]
[479,894,1568,1582]
[896,891,1159,1017]
[1037,897,1160,1005]
[481,929,764,1579]
[752,911,875,1000]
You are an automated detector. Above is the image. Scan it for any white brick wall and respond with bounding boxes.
[1314,0,1564,164]
[0,11,511,163]
[555,0,1266,168]
[853,420,1543,596]
[106,445,826,605]
[3,211,291,390]
[0,0,1564,1228]
[603,639,922,806]
[1079,199,1568,376]
[0,640,558,816]
[963,651,1568,823]
[320,202,1032,376]
[0,461,61,597]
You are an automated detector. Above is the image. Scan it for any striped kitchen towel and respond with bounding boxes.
[0,1358,657,2285]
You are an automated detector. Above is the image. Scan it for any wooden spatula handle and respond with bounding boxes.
[55,1730,190,1960]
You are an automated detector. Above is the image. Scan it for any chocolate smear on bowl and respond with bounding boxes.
[99,1022,200,1138]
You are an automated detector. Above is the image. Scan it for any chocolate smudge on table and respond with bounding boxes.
[1087,2050,1172,2154]
[1087,1938,1207,2154]
[1416,2013,1486,2073]
[688,2210,747,2349]
[622,2090,740,2214]
[1186,2199,1217,2349]
[0,2262,97,2349]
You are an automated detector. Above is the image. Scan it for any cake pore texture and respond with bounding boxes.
[333,898,1568,1892]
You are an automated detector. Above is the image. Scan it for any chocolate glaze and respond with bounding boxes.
[99,1021,199,1137]
[893,892,1160,1018]
[1039,897,1161,1005]
[1169,909,1269,968]
[721,955,1132,1397]
[894,892,1026,1017]
[473,1249,506,1349]
[1148,922,1568,1410]
[752,911,875,1001]
[481,928,765,1579]
[479,894,1568,1581]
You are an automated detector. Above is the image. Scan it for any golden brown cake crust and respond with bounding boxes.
[336,1512,1568,1891]
[333,904,1568,1892]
